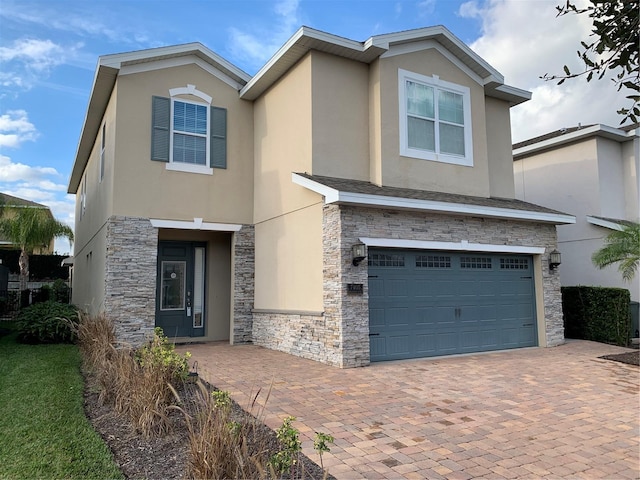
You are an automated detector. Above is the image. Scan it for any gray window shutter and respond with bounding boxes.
[151,96,170,162]
[210,106,227,169]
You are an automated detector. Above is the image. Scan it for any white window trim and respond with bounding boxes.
[398,68,473,167]
[168,84,213,175]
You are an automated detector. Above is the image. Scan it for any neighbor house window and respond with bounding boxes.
[151,85,227,175]
[399,69,473,166]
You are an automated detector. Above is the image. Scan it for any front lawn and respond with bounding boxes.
[0,325,123,479]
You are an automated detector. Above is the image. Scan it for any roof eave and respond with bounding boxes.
[68,63,118,194]
[513,124,636,158]
[292,173,575,225]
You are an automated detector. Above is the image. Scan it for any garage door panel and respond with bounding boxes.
[369,249,537,361]
[414,334,436,354]
[386,279,409,297]
[369,308,385,327]
[436,332,458,353]
[387,335,411,356]
[368,278,384,298]
[386,307,410,326]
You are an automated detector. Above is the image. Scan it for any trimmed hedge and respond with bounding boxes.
[562,286,632,347]
[16,301,78,344]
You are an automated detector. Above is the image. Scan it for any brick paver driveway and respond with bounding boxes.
[179,341,639,479]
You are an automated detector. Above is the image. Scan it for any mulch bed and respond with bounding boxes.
[83,376,330,480]
[599,349,640,366]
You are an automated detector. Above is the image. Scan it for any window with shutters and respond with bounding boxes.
[399,69,473,167]
[151,84,227,175]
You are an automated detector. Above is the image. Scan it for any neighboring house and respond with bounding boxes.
[513,123,639,302]
[68,26,574,367]
[0,193,55,254]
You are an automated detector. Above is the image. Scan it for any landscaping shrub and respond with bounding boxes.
[175,382,272,479]
[16,301,78,344]
[562,286,632,346]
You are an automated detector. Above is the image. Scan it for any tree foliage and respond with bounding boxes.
[0,206,73,290]
[542,0,639,124]
[591,222,640,282]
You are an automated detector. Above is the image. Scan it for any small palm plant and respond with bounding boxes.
[591,222,640,282]
[0,205,74,291]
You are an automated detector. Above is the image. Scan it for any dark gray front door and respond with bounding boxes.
[368,249,537,361]
[156,241,206,338]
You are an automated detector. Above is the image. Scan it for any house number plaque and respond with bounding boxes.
[347,283,363,294]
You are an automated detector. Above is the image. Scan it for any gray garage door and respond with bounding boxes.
[368,249,537,362]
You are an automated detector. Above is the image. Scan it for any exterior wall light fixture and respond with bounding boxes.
[549,249,562,270]
[352,243,367,266]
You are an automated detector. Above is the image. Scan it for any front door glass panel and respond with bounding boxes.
[160,261,186,310]
[193,247,205,328]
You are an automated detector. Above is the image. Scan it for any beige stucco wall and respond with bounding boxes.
[310,51,369,181]
[254,203,323,311]
[253,53,324,311]
[111,62,254,225]
[71,222,107,314]
[373,49,491,197]
[72,83,118,311]
[368,59,383,186]
[158,229,231,341]
[485,97,516,198]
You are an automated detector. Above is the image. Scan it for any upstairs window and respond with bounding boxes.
[172,100,208,165]
[99,124,105,182]
[151,84,227,175]
[399,69,473,167]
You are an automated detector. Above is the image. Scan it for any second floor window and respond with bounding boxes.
[172,100,208,165]
[399,69,473,167]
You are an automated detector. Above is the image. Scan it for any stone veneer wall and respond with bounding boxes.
[252,310,341,364]
[232,225,255,344]
[251,204,563,368]
[104,216,157,346]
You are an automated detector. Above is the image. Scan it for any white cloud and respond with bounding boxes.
[0,110,39,147]
[461,0,630,142]
[227,0,301,71]
[0,154,59,182]
[0,38,80,90]
[418,0,437,16]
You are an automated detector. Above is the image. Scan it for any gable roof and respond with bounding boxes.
[239,26,530,104]
[292,173,575,225]
[513,123,639,158]
[69,25,531,194]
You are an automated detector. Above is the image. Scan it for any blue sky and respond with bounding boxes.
[0,0,630,254]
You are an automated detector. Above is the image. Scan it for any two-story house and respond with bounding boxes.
[513,123,639,303]
[68,26,574,367]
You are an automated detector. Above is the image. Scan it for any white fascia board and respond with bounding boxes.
[240,26,366,99]
[513,124,629,157]
[120,56,244,90]
[586,216,625,231]
[488,84,532,106]
[101,43,250,83]
[371,26,503,83]
[337,191,576,224]
[359,237,546,254]
[291,173,576,224]
[383,40,484,86]
[291,173,341,202]
[150,218,242,231]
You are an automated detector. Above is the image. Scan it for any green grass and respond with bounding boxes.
[0,325,123,480]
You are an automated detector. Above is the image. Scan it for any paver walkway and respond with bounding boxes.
[177,341,640,479]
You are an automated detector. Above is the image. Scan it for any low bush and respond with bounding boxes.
[175,382,272,479]
[16,301,78,344]
[562,286,632,346]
